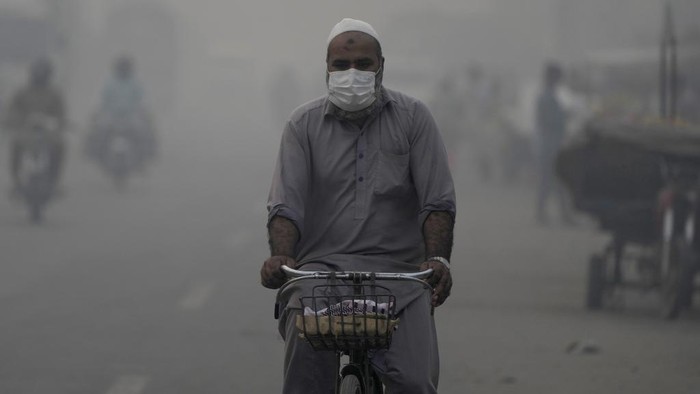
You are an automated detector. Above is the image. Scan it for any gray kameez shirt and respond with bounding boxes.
[268,87,456,282]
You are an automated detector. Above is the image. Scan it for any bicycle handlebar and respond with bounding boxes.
[274,266,435,319]
[280,265,433,280]
[276,265,433,300]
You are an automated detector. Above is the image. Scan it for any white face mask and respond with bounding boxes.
[327,68,377,112]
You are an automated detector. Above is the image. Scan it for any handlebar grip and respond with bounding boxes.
[280,265,308,278]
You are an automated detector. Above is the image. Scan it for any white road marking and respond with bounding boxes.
[105,375,149,394]
[179,281,216,310]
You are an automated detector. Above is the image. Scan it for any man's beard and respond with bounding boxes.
[328,70,385,122]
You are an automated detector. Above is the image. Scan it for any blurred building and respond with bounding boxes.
[554,0,700,62]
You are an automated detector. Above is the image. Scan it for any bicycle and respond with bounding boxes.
[274,265,433,394]
[657,157,700,318]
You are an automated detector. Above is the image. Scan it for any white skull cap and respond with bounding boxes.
[327,18,379,45]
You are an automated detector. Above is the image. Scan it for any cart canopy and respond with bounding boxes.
[556,118,700,231]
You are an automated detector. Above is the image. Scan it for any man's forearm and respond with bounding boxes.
[268,216,299,257]
[423,211,454,260]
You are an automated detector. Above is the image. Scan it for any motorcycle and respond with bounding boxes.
[87,109,155,190]
[15,114,61,223]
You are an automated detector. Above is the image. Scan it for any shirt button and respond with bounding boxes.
[358,177,364,182]
[359,153,364,159]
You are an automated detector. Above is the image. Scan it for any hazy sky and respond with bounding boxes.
[2,0,697,125]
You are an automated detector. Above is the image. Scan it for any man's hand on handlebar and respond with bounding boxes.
[261,255,297,289]
[419,260,452,307]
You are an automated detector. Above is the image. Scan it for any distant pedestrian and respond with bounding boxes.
[535,62,574,225]
[463,63,502,183]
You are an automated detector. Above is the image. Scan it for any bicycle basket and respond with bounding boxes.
[295,283,398,351]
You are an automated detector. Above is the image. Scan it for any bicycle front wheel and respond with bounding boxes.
[339,373,362,394]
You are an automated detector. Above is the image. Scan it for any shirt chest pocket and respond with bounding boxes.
[374,151,411,197]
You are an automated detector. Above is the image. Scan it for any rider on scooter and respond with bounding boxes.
[3,58,67,196]
[90,55,155,167]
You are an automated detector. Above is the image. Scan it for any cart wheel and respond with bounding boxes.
[660,238,695,320]
[339,373,363,394]
[586,254,606,309]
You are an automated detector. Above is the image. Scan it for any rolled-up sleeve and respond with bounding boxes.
[408,101,457,225]
[267,121,309,235]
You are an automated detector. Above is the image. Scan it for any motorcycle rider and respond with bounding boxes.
[4,58,67,196]
[89,55,155,166]
[102,55,144,116]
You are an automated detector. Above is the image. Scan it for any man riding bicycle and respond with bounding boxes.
[260,18,456,394]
